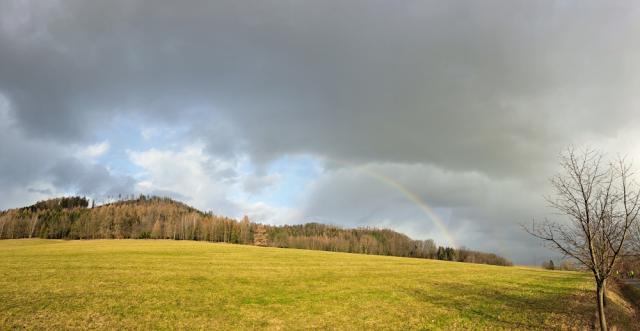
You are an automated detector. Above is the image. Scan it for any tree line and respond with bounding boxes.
[0,195,511,266]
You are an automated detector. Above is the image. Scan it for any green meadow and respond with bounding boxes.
[0,239,634,330]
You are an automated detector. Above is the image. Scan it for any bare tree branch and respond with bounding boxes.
[525,148,640,331]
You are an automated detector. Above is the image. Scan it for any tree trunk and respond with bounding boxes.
[29,216,38,239]
[596,280,607,331]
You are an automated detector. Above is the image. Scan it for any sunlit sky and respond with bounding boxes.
[2,1,640,264]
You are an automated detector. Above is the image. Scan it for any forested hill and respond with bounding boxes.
[0,196,512,266]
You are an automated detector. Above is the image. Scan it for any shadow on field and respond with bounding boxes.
[618,281,640,308]
[401,281,594,329]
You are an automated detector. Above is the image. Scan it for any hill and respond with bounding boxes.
[0,239,637,330]
[0,196,511,266]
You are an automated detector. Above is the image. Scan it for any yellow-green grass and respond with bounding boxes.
[0,239,630,330]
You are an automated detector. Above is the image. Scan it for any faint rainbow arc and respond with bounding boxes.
[327,159,456,248]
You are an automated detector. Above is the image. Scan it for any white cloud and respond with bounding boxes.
[78,141,110,158]
[127,145,308,224]
[128,145,246,217]
[140,127,157,140]
[237,200,303,225]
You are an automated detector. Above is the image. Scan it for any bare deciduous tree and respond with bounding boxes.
[527,148,640,331]
[28,215,38,238]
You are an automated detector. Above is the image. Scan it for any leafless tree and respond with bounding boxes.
[527,148,640,331]
[28,215,38,238]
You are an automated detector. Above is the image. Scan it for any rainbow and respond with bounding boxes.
[327,159,457,248]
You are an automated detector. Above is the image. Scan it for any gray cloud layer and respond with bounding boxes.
[2,0,640,263]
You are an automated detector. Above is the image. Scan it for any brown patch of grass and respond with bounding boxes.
[611,280,640,330]
[550,280,640,331]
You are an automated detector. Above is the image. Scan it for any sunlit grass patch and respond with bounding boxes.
[0,239,633,330]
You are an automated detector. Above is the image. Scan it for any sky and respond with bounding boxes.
[1,0,640,264]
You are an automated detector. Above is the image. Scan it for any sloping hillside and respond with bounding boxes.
[0,196,511,266]
[0,239,637,330]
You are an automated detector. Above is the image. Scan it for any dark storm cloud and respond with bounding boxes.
[301,163,552,263]
[2,0,639,174]
[2,0,640,262]
[0,95,63,188]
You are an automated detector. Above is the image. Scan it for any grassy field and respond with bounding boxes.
[0,240,635,330]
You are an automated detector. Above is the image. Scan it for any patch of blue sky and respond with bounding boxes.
[244,154,324,207]
[90,113,191,180]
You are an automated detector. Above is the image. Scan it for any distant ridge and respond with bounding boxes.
[0,196,512,266]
